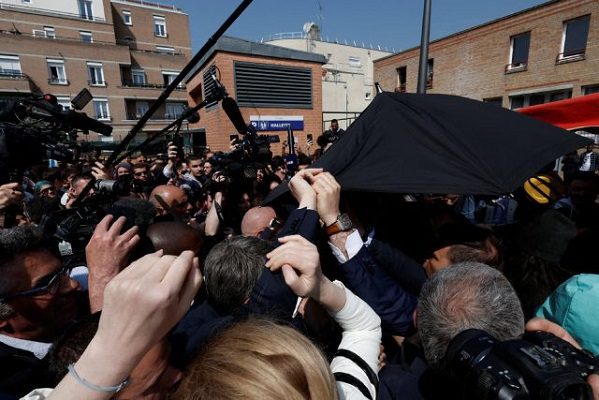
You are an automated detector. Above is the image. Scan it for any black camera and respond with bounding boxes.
[445,329,599,400]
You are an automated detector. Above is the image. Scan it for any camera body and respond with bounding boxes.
[445,329,599,400]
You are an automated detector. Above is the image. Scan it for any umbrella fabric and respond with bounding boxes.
[266,92,590,203]
[519,93,599,131]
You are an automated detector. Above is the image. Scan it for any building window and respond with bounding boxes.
[122,10,132,25]
[348,56,361,68]
[507,32,530,71]
[78,0,94,20]
[47,59,67,84]
[582,85,599,96]
[483,97,503,107]
[87,62,105,86]
[79,31,93,43]
[56,96,71,110]
[33,26,55,39]
[235,62,312,108]
[22,0,32,3]
[162,71,183,88]
[155,46,175,54]
[426,59,434,88]
[509,89,572,110]
[189,84,203,104]
[560,15,590,59]
[165,103,184,120]
[135,101,148,118]
[396,66,407,92]
[153,16,167,37]
[131,69,146,86]
[0,55,22,78]
[93,99,110,120]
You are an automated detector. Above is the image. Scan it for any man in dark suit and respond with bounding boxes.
[0,225,82,397]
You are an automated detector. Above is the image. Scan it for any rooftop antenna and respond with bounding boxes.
[315,0,324,34]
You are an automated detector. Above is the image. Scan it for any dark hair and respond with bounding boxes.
[270,156,285,170]
[187,155,203,164]
[204,236,269,314]
[330,119,338,124]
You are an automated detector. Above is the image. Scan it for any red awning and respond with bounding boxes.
[519,93,599,131]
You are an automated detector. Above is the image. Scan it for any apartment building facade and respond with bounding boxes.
[0,0,190,142]
[374,0,599,110]
[264,23,391,131]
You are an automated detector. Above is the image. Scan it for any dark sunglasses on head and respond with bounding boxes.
[0,266,70,302]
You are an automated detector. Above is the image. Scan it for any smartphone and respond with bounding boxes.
[307,134,313,145]
[230,134,240,142]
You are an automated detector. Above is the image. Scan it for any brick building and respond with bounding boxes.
[185,36,327,154]
[0,0,190,142]
[374,0,599,109]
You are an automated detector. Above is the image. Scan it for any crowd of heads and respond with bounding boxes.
[0,135,598,400]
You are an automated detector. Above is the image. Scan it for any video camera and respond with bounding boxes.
[445,328,599,400]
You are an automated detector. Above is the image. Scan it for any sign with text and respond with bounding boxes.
[250,115,304,131]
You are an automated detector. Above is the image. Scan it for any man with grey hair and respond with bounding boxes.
[417,262,525,368]
[0,225,82,396]
[378,262,525,399]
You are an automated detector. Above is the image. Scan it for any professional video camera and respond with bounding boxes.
[445,328,599,400]
[0,91,112,183]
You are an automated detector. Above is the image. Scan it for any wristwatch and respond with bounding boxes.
[325,213,353,236]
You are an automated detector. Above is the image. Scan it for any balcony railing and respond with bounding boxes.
[556,49,586,64]
[121,80,185,90]
[0,71,28,80]
[0,2,106,22]
[48,78,69,85]
[126,112,180,121]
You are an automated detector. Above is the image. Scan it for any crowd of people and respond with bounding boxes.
[0,127,598,399]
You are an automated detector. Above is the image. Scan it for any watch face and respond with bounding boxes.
[338,214,353,230]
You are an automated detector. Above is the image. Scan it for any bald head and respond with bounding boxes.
[146,221,202,255]
[150,185,190,217]
[241,206,277,237]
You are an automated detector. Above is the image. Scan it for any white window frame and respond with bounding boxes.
[79,31,93,43]
[131,69,146,86]
[155,46,175,54]
[93,99,110,120]
[162,70,183,88]
[153,15,167,37]
[348,56,361,68]
[56,96,71,110]
[79,0,93,20]
[559,15,590,60]
[87,62,105,86]
[47,59,67,85]
[0,54,22,77]
[122,10,132,25]
[508,32,530,70]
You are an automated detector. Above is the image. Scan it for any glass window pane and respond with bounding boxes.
[511,33,530,65]
[564,16,590,56]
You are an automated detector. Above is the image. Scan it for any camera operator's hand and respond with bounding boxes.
[526,317,599,399]
[288,168,322,210]
[311,172,341,227]
[266,234,346,312]
[50,251,201,400]
[85,215,140,313]
[91,161,112,180]
[0,182,23,210]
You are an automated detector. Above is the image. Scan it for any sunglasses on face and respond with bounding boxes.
[0,266,70,302]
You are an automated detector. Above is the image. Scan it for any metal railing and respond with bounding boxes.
[262,32,396,53]
[0,71,28,80]
[121,80,185,90]
[505,62,528,73]
[0,2,106,22]
[48,78,69,85]
[126,112,179,121]
[556,49,586,63]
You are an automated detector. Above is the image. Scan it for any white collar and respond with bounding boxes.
[0,333,52,359]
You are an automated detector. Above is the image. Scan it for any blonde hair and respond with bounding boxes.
[173,318,338,400]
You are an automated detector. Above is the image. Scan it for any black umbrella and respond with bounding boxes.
[266,92,590,202]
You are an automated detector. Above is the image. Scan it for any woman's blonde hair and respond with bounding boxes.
[173,318,338,400]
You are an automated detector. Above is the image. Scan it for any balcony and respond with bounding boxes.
[121,80,185,90]
[0,71,28,80]
[48,78,69,85]
[0,2,106,22]
[126,112,180,121]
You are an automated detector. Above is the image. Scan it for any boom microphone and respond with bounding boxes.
[222,96,248,136]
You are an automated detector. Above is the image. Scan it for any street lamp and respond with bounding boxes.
[417,0,432,94]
